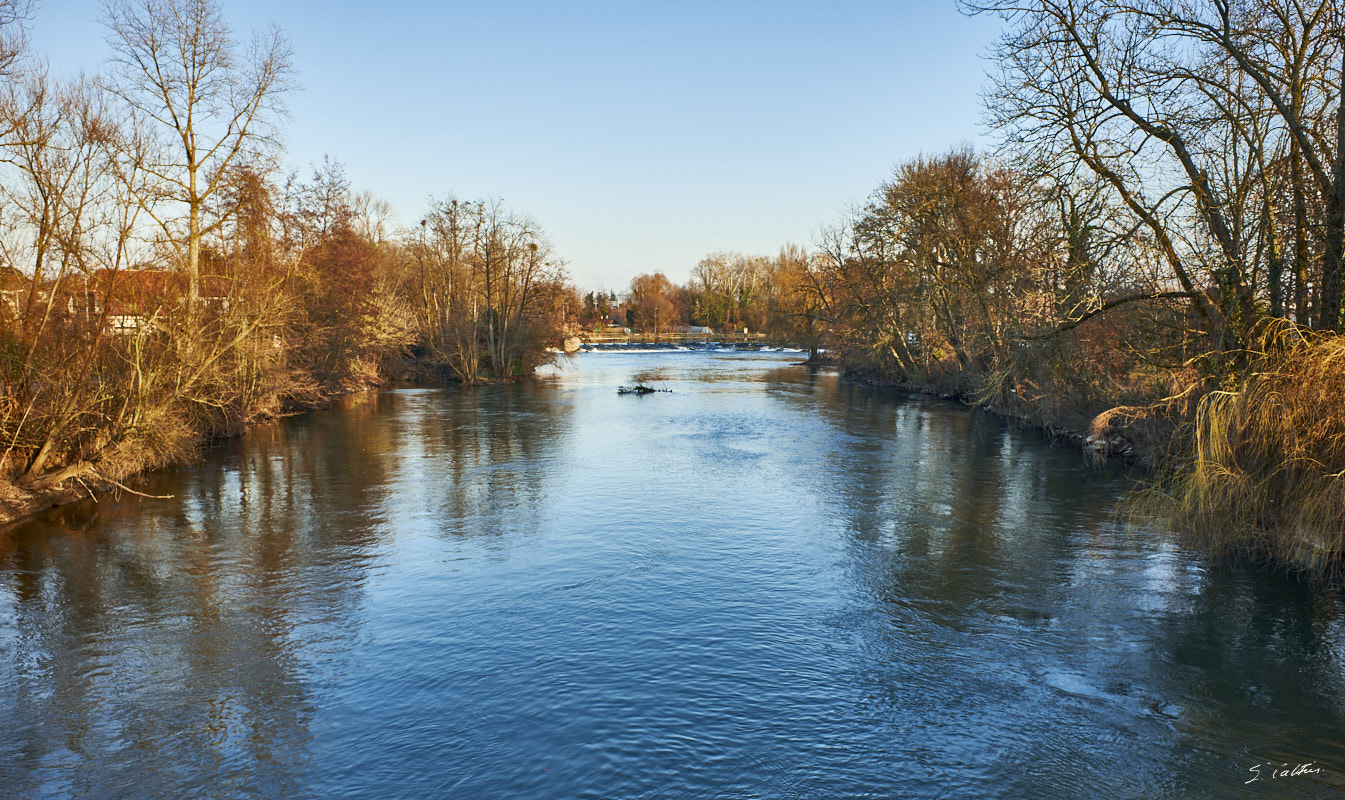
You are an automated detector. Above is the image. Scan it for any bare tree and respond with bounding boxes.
[0,0,32,79]
[628,272,679,335]
[411,198,565,382]
[471,200,562,378]
[965,0,1345,334]
[100,0,293,310]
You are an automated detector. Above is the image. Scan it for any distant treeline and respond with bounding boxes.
[0,0,573,506]
[578,245,821,348]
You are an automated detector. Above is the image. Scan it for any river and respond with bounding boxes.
[2,351,1344,799]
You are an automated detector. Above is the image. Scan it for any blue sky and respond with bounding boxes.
[29,1,1003,289]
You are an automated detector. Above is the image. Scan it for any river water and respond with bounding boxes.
[2,352,1344,799]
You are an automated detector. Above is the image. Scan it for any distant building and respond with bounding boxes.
[82,269,230,332]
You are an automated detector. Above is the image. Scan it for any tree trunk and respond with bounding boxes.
[1321,61,1345,332]
[1292,137,1310,324]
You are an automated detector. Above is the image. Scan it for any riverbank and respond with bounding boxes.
[0,354,469,529]
[839,362,1172,470]
[838,325,1345,584]
[0,376,380,528]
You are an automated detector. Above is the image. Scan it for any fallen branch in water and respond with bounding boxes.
[96,473,175,500]
[618,384,671,395]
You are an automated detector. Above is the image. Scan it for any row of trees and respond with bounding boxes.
[957,0,1345,578]
[585,1,1345,426]
[763,1,1345,391]
[953,0,1345,576]
[581,249,821,350]
[0,0,570,501]
[628,148,1158,407]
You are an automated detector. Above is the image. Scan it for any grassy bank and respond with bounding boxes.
[1141,325,1345,582]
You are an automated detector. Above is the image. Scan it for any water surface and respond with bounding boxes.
[3,352,1344,798]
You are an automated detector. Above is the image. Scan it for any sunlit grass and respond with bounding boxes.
[1147,321,1345,582]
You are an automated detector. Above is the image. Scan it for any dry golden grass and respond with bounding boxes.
[1152,320,1345,582]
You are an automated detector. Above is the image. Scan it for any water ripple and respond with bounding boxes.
[2,353,1343,799]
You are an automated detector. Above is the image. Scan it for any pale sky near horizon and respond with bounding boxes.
[27,1,1003,290]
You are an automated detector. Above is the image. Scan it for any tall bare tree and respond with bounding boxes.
[100,0,293,310]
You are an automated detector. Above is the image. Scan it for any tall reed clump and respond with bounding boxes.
[1156,322,1345,581]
